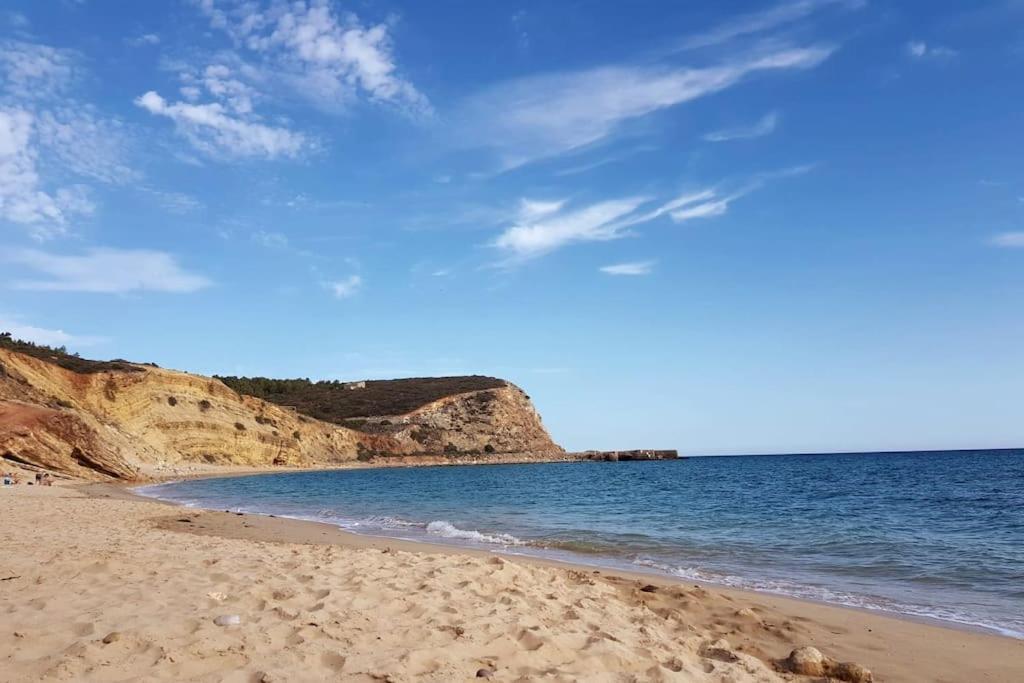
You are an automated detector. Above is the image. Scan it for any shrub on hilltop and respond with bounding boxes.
[214,375,507,425]
[0,333,142,374]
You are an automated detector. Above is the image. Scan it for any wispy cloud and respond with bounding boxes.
[666,193,733,222]
[192,0,430,117]
[143,189,204,214]
[2,11,29,29]
[5,247,211,293]
[704,111,779,142]
[600,261,655,276]
[34,106,138,184]
[492,165,814,262]
[257,192,371,210]
[126,33,160,47]
[144,0,435,162]
[0,108,95,238]
[989,232,1024,248]
[251,230,288,248]
[135,90,311,160]
[327,274,363,299]
[518,198,567,221]
[493,197,650,260]
[458,45,834,169]
[905,41,958,60]
[678,0,865,50]
[1,40,137,238]
[0,315,106,347]
[0,39,77,100]
[552,144,658,177]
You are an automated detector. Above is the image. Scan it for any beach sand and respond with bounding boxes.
[2,480,1022,682]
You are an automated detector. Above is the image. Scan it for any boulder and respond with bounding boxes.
[784,646,826,676]
[781,646,872,682]
[833,661,874,683]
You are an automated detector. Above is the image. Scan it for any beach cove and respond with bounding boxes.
[2,472,1023,682]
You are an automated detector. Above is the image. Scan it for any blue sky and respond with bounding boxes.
[2,0,1023,454]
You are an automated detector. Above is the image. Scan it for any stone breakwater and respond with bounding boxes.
[580,449,679,461]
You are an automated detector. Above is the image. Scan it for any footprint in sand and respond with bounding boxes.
[321,651,346,671]
[517,629,545,651]
[71,622,95,637]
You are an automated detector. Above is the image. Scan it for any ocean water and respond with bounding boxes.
[136,450,1024,638]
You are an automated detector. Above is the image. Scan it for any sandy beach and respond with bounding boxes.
[0,474,1020,682]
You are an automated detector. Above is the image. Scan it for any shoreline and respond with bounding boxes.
[127,452,627,483]
[123,475,1019,643]
[3,479,1022,681]
[129,464,1022,642]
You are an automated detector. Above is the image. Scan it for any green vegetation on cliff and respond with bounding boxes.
[0,333,143,374]
[1,334,511,434]
[215,375,507,425]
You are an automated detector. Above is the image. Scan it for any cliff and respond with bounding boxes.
[0,344,562,481]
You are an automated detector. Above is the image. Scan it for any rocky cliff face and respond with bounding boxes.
[355,384,558,457]
[0,348,562,480]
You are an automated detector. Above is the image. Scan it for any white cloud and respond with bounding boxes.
[493,197,649,259]
[906,41,958,60]
[492,189,739,261]
[6,247,211,293]
[615,189,716,227]
[491,167,813,262]
[552,144,658,177]
[327,274,363,299]
[679,0,864,50]
[458,45,834,169]
[652,168,812,225]
[0,315,105,347]
[127,33,161,47]
[1,40,138,237]
[193,0,430,117]
[600,261,655,276]
[178,63,259,114]
[135,90,310,160]
[704,111,779,142]
[989,232,1024,248]
[33,107,137,184]
[667,194,733,222]
[518,198,567,221]
[0,107,95,238]
[0,40,76,101]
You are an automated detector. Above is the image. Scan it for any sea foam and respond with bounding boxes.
[425,520,524,546]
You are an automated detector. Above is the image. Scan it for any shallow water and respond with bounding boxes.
[137,449,1024,637]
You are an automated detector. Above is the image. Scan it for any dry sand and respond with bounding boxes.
[2,480,1023,682]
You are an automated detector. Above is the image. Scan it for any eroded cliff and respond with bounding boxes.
[0,346,562,480]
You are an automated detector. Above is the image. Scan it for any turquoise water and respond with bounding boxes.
[137,449,1024,637]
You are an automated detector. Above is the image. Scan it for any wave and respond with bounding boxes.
[425,520,525,546]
